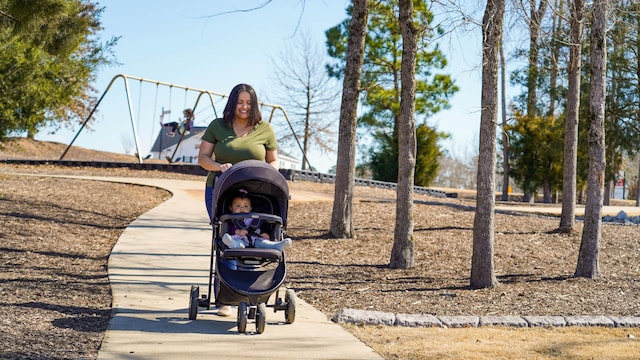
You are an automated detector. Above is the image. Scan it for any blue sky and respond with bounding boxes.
[36,1,485,173]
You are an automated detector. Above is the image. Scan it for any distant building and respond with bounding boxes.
[149,126,300,170]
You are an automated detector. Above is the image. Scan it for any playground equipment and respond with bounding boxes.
[60,74,312,169]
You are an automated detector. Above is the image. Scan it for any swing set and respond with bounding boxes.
[60,74,312,169]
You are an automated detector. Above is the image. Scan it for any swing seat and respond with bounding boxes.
[179,123,190,136]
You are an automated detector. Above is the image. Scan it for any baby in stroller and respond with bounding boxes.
[221,189,291,251]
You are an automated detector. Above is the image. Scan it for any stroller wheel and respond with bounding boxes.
[237,302,248,333]
[256,303,267,334]
[285,288,296,324]
[188,285,199,320]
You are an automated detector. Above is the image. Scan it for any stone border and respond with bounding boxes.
[332,308,640,328]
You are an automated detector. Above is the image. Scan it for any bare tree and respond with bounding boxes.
[525,0,549,119]
[389,0,418,269]
[269,31,341,170]
[575,0,607,279]
[558,0,584,233]
[500,36,510,201]
[330,0,369,239]
[470,0,504,289]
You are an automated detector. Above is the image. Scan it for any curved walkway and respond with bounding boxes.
[68,176,382,360]
[7,172,640,358]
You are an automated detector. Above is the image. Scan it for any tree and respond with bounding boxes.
[471,0,504,289]
[326,0,458,184]
[558,0,584,233]
[269,31,341,170]
[389,0,418,269]
[525,0,549,120]
[601,0,640,205]
[509,0,549,203]
[500,34,510,201]
[0,0,117,141]
[575,0,607,279]
[370,123,446,186]
[330,0,368,239]
[506,111,564,199]
[433,146,478,190]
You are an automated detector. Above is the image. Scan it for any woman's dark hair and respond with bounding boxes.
[222,83,262,127]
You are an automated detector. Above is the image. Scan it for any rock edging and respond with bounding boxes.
[581,210,640,225]
[332,308,640,328]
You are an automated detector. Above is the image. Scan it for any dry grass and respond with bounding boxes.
[346,325,640,359]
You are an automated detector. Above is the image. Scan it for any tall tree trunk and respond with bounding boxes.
[636,156,640,207]
[303,110,310,170]
[542,0,561,206]
[389,0,417,269]
[637,5,640,208]
[542,178,552,203]
[575,0,607,279]
[471,0,504,289]
[330,0,369,238]
[547,0,563,118]
[559,0,584,233]
[500,39,510,202]
[523,0,548,204]
[526,0,548,118]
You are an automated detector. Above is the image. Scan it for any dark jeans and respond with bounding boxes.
[205,185,214,222]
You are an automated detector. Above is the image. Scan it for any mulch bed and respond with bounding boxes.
[1,164,639,359]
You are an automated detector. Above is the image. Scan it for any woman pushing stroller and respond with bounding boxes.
[197,83,282,317]
[197,83,279,219]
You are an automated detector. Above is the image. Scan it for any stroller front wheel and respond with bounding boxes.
[285,288,296,324]
[256,303,267,334]
[237,302,248,333]
[188,285,199,320]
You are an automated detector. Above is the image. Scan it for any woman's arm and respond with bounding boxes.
[198,140,232,172]
[265,148,278,170]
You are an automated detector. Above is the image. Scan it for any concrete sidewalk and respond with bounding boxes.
[87,177,382,360]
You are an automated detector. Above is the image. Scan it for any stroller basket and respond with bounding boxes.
[216,247,286,304]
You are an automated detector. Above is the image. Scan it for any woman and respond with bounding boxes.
[198,83,279,221]
[197,83,279,317]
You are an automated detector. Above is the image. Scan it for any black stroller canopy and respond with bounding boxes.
[211,160,289,225]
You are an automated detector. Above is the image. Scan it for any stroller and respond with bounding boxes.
[188,160,297,334]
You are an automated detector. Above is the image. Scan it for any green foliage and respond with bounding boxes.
[602,1,640,183]
[0,0,118,140]
[507,0,640,198]
[369,131,397,183]
[414,124,447,186]
[325,0,458,183]
[369,123,446,186]
[506,111,564,195]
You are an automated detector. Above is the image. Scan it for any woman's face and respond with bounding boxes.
[234,91,252,121]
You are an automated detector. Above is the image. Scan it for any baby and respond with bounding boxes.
[221,192,291,251]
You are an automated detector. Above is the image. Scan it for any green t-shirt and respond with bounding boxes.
[202,118,278,186]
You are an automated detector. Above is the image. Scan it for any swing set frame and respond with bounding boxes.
[60,73,312,169]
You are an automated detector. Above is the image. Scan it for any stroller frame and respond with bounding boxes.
[188,160,296,334]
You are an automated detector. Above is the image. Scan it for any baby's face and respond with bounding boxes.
[230,197,252,213]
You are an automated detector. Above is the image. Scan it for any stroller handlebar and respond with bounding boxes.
[219,212,283,224]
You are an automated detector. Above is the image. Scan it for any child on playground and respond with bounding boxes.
[222,190,291,251]
[161,108,194,137]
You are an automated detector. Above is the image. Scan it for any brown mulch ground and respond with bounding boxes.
[1,138,639,359]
